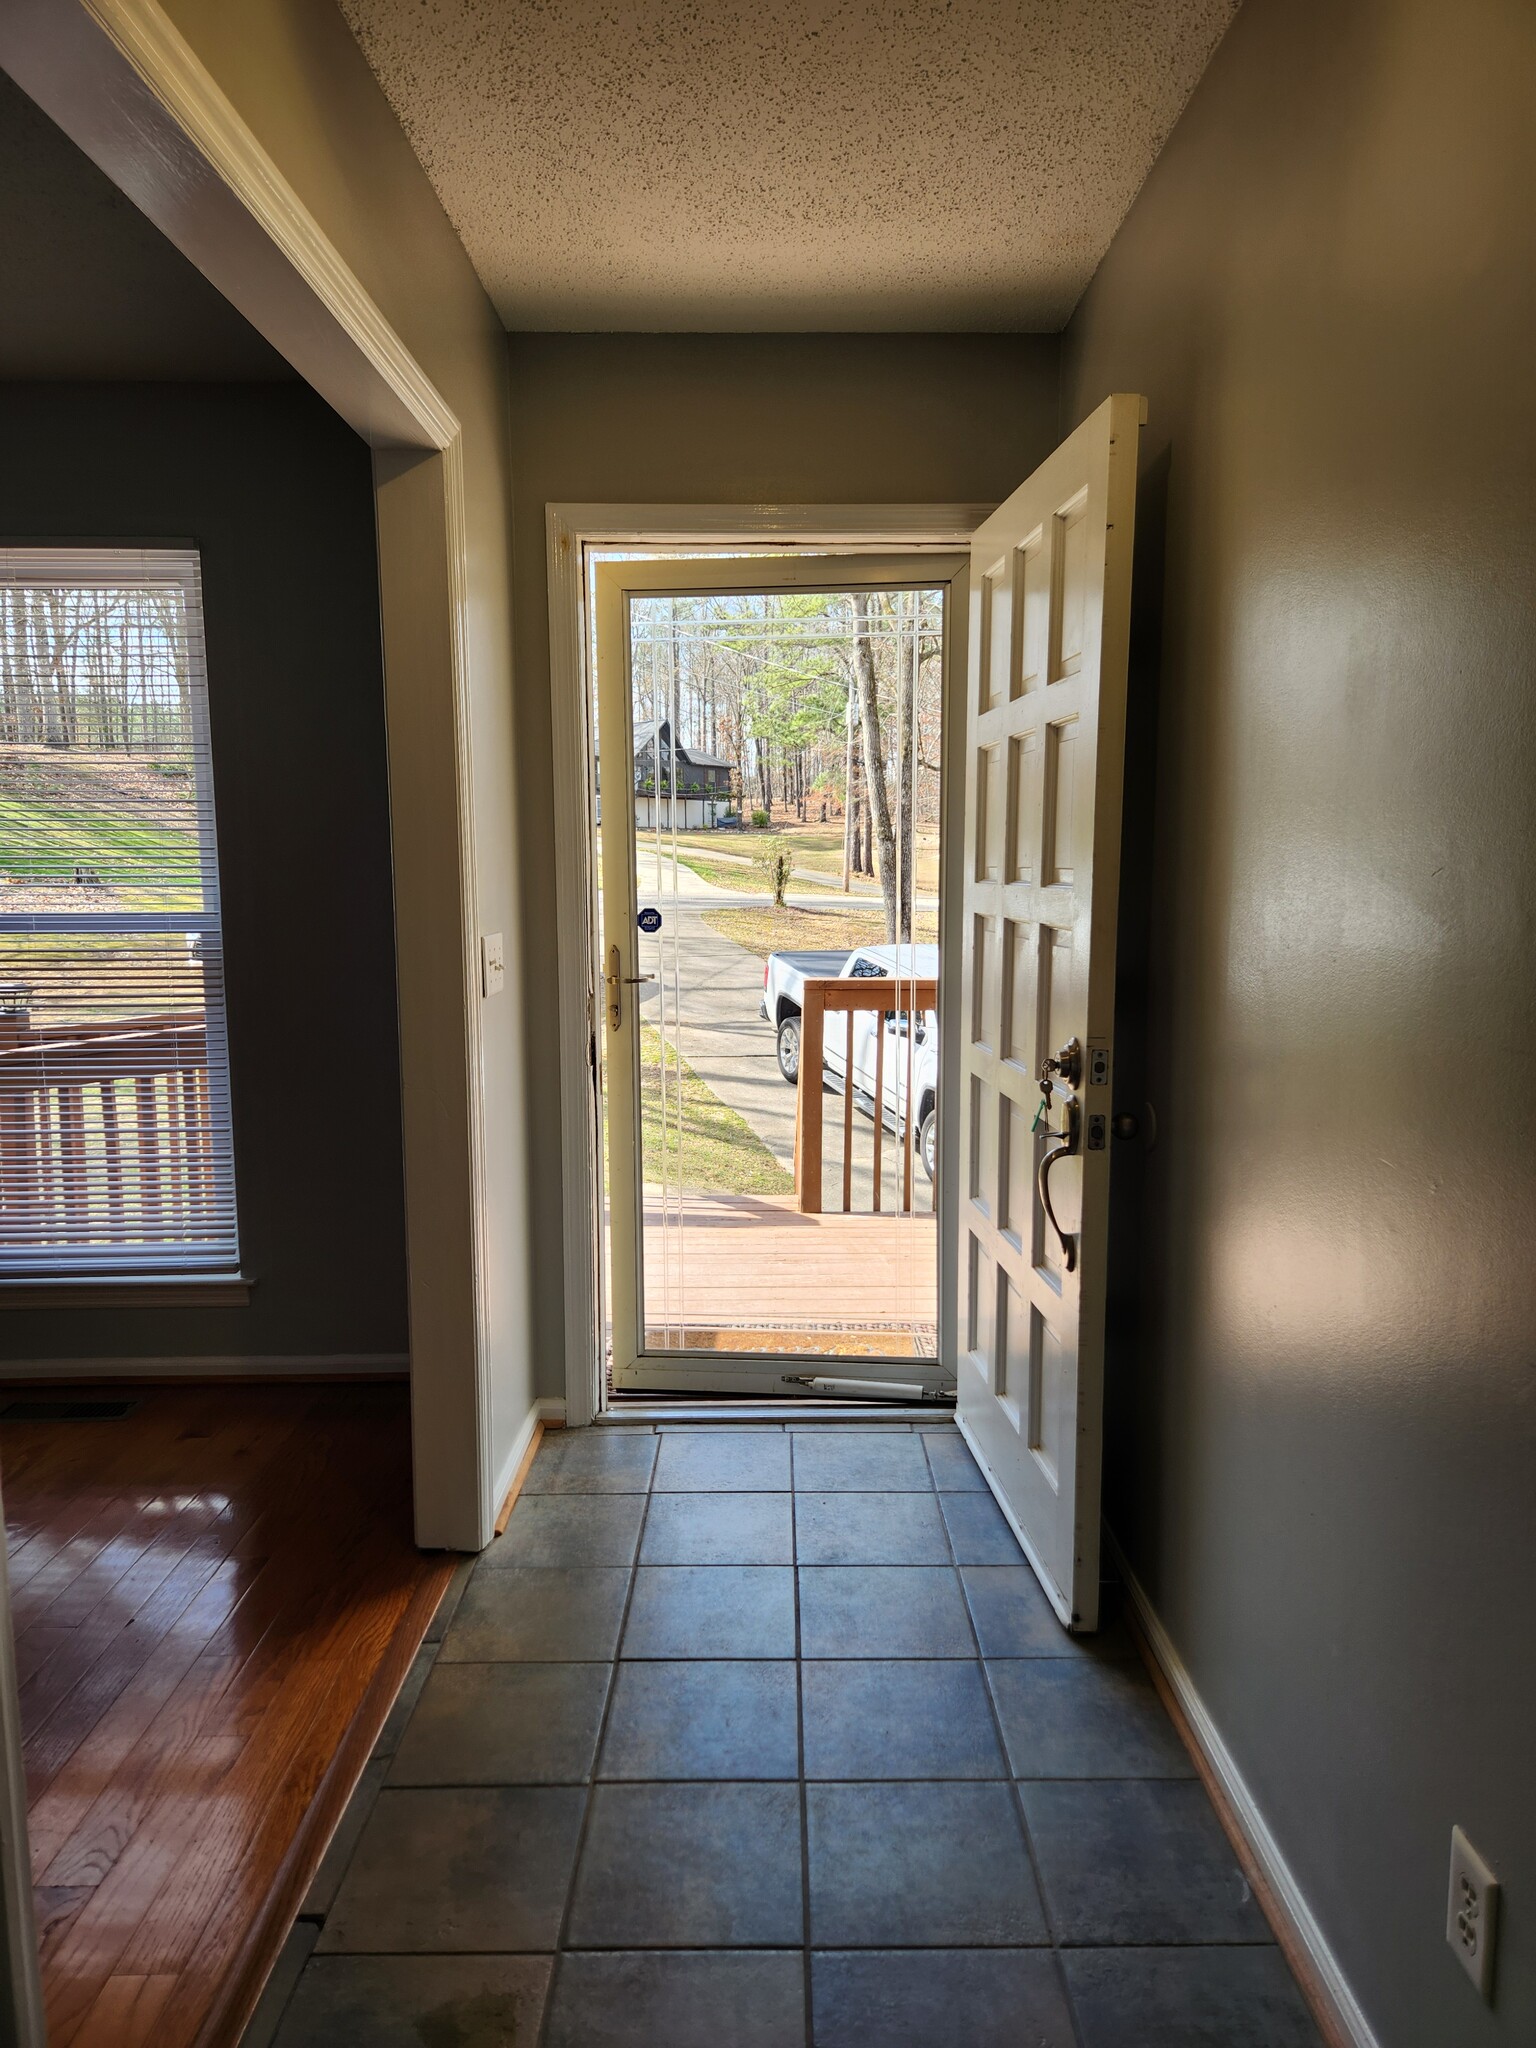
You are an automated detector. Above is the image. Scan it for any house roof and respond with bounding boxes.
[635,721,732,771]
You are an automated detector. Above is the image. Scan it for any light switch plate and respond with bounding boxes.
[481,932,505,997]
[1447,1825,1499,1999]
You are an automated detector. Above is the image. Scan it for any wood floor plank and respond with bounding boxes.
[33,1884,92,1955]
[68,1970,177,2048]
[11,1496,147,1633]
[116,1587,409,1978]
[43,1567,390,2033]
[6,1487,132,1597]
[38,1630,250,1891]
[22,1533,238,1804]
[35,1536,341,1895]
[166,1550,453,2048]
[14,1506,220,1717]
[25,1558,249,1861]
[2,1382,435,2048]
[25,1415,375,1835]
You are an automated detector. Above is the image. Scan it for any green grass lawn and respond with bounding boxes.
[637,1023,791,1195]
[671,824,940,892]
[702,902,938,961]
[0,931,202,1027]
[0,792,200,904]
[672,848,841,897]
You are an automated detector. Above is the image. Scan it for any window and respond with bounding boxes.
[0,549,238,1276]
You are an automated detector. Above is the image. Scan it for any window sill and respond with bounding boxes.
[0,1275,252,1309]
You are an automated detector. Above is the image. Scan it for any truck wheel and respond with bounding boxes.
[776,1014,801,1084]
[919,1106,937,1183]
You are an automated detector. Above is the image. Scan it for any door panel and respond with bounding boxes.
[955,394,1143,1629]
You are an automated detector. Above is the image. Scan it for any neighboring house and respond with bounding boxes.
[631,718,734,829]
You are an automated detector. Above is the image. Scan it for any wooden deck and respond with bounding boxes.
[642,1189,937,1354]
[0,1381,449,2048]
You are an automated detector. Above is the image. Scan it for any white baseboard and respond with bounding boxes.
[489,1397,566,1525]
[1104,1525,1380,2048]
[0,1354,409,1379]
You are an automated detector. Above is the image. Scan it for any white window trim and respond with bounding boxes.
[0,546,241,1282]
[0,1275,252,1309]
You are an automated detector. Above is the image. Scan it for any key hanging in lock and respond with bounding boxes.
[1033,1036,1081,1138]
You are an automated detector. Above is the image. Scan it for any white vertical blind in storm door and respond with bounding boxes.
[0,549,239,1274]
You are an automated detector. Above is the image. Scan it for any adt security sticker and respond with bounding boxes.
[637,907,663,934]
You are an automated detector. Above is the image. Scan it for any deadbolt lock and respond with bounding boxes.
[605,945,656,1030]
[1038,1036,1082,1094]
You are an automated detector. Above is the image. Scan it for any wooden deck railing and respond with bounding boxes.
[793,977,938,1216]
[0,1011,219,1252]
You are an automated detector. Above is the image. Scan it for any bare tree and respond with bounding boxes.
[841,685,858,888]
[849,592,900,940]
[891,592,916,942]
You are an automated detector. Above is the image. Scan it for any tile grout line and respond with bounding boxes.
[533,1427,660,2048]
[791,1428,814,2048]
[366,1772,1225,1789]
[253,1936,1288,1956]
[273,1429,1300,2042]
[927,1428,1091,2048]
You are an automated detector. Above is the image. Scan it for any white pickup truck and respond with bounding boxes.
[761,942,940,1181]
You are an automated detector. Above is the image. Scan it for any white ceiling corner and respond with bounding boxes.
[338,0,1239,333]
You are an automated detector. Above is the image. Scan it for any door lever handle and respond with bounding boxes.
[1037,1096,1080,1274]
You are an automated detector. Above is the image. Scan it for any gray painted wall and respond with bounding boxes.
[0,383,408,1367]
[504,331,1061,1391]
[1060,0,1536,2040]
[0,71,292,382]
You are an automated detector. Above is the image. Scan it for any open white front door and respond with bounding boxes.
[955,394,1144,1630]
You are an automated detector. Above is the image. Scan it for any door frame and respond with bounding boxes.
[546,503,993,1425]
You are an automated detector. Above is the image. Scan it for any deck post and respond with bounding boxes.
[794,981,824,1214]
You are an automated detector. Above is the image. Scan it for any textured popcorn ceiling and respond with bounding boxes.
[338,0,1239,331]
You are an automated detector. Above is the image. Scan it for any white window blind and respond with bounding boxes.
[0,548,239,1275]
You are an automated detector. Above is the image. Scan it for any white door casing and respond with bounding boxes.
[955,394,1144,1630]
[545,505,989,1426]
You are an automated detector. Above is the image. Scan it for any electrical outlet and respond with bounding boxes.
[481,932,505,997]
[1447,1826,1499,1999]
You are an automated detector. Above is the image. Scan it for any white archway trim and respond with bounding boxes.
[0,0,494,1551]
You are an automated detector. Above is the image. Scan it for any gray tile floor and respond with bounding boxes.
[244,1422,1326,2048]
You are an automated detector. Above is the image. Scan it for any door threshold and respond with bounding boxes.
[598,1399,955,1425]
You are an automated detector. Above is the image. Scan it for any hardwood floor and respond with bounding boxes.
[0,1380,451,2048]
